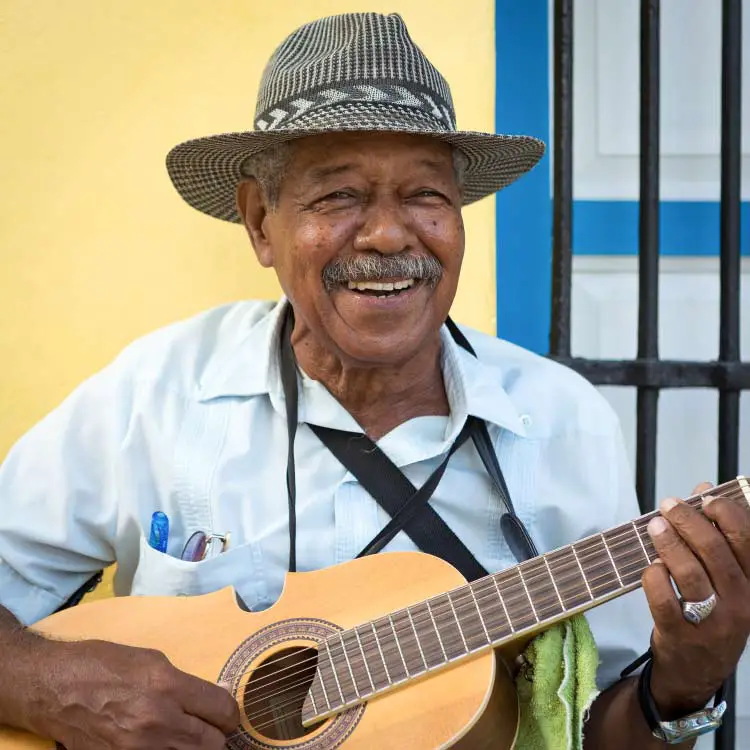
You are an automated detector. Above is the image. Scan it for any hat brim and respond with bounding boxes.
[166,121,545,224]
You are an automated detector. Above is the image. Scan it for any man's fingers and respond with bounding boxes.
[642,559,683,628]
[647,510,715,602]
[656,497,745,597]
[692,482,714,495]
[178,672,240,734]
[178,714,231,749]
[703,492,750,578]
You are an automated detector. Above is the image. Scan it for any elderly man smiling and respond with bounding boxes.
[0,12,748,750]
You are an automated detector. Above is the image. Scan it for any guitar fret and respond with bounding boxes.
[546,546,592,610]
[316,653,334,710]
[520,558,564,621]
[575,537,620,597]
[636,518,659,565]
[571,544,594,600]
[601,533,624,587]
[391,610,425,676]
[468,584,491,643]
[373,619,407,683]
[642,529,657,558]
[353,627,375,693]
[338,633,360,698]
[492,576,515,632]
[448,588,487,650]
[370,622,392,685]
[495,567,537,631]
[329,635,359,703]
[308,688,318,716]
[324,640,346,704]
[447,592,470,653]
[543,555,565,611]
[633,521,650,563]
[388,615,410,676]
[406,607,428,671]
[605,525,650,587]
[473,578,511,641]
[342,628,375,695]
[517,567,539,622]
[409,602,445,669]
[426,599,448,661]
[430,593,467,659]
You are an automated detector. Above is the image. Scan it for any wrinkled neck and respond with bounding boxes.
[292,327,449,440]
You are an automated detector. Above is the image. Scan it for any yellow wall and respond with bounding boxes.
[0,0,497,462]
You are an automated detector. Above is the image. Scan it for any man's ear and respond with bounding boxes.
[236,180,274,268]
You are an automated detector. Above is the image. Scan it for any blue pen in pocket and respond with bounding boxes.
[148,511,170,553]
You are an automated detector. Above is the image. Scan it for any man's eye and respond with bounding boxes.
[413,189,447,200]
[322,191,354,201]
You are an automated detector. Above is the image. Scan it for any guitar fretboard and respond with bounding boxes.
[302,477,749,724]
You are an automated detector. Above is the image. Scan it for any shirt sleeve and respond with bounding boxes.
[0,364,129,625]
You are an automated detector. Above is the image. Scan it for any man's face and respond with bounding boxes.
[243,132,465,367]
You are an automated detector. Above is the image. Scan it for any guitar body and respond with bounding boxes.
[0,552,519,750]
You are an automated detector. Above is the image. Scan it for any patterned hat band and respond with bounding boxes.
[254,82,455,133]
[166,12,546,224]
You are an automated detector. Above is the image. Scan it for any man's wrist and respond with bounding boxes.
[649,664,718,721]
[638,658,726,747]
[0,624,74,735]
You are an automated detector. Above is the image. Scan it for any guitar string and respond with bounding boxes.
[238,533,658,714]
[236,487,741,715]
[238,531,718,736]
[235,520,658,703]
[238,539,667,725]
[234,483,739,696]
[232,486,742,706]
[234,485,738,698]
[235,481,738,691]
[227,486,745,737]
[236,488,744,723]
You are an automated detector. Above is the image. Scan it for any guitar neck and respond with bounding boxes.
[303,477,749,725]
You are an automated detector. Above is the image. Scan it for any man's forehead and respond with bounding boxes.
[289,132,454,177]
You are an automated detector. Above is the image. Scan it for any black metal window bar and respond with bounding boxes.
[549,1,748,747]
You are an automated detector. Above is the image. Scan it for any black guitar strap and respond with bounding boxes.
[57,307,538,613]
[280,306,538,581]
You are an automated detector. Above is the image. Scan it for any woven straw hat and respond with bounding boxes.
[166,12,545,224]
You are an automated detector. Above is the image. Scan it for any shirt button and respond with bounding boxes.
[520,414,532,427]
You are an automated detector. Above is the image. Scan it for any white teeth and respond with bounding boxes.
[346,279,416,291]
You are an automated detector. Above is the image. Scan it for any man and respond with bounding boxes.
[0,12,747,749]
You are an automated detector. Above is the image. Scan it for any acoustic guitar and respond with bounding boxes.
[2,477,748,750]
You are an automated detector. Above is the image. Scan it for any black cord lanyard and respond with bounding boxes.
[279,306,538,579]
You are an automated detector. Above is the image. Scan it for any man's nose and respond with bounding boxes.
[353,201,414,255]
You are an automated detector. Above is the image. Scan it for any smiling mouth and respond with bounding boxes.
[344,278,418,298]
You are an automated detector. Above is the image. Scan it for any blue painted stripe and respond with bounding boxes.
[574,200,750,255]
[494,0,551,355]
[493,2,746,353]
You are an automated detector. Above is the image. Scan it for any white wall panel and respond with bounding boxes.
[572,256,750,744]
[573,0,750,200]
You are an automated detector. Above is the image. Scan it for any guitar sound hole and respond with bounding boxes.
[242,646,324,741]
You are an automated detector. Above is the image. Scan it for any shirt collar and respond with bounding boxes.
[439,324,528,440]
[198,300,527,439]
[197,298,288,403]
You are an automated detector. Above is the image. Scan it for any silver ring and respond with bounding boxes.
[680,592,718,624]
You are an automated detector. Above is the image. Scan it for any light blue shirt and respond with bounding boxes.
[0,299,651,687]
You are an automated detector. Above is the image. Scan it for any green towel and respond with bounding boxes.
[515,615,600,750]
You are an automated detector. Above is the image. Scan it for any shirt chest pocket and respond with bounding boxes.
[131,534,269,610]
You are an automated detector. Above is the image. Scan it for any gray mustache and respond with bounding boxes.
[322,253,443,291]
